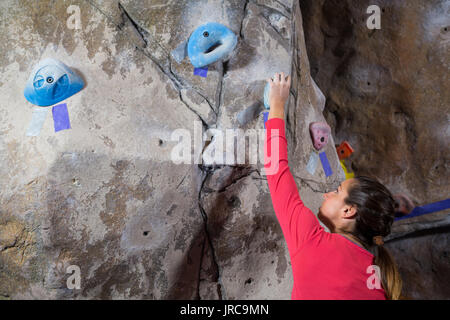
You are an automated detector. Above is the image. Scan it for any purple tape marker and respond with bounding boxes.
[263,111,269,129]
[319,151,333,177]
[52,103,71,132]
[193,66,208,77]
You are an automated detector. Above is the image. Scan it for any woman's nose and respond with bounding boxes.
[323,191,333,199]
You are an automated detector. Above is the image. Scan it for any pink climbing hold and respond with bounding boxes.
[393,193,414,216]
[309,122,331,151]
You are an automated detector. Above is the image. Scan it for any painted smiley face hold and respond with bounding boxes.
[187,22,237,68]
[309,122,331,151]
[24,58,84,107]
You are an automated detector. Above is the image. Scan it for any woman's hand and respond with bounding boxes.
[267,72,291,120]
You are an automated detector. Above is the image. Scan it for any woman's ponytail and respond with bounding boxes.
[344,176,404,300]
[374,244,403,300]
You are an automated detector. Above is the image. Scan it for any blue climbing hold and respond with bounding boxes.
[24,58,84,107]
[187,22,237,68]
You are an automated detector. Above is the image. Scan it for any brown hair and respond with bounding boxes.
[344,175,403,300]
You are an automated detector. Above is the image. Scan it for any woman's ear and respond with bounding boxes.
[343,205,357,219]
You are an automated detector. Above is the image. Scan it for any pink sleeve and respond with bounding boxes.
[264,118,323,255]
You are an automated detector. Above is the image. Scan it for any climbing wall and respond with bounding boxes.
[0,0,344,299]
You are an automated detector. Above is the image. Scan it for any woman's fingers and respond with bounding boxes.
[273,72,280,83]
[286,74,291,85]
[270,72,291,86]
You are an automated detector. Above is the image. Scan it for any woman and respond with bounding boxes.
[264,72,402,300]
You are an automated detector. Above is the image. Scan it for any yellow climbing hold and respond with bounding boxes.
[340,160,354,180]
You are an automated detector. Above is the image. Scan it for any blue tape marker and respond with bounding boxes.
[194,66,208,77]
[52,103,71,132]
[171,40,188,63]
[319,151,333,177]
[263,111,269,128]
[394,198,450,221]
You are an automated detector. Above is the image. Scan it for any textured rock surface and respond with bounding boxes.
[300,0,450,299]
[385,228,450,300]
[300,0,449,205]
[0,0,343,299]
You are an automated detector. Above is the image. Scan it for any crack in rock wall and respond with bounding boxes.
[0,0,344,299]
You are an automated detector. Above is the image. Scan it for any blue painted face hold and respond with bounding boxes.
[187,22,237,68]
[24,58,84,107]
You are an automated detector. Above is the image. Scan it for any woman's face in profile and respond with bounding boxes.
[318,178,355,230]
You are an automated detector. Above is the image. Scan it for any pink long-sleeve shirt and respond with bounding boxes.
[264,118,386,300]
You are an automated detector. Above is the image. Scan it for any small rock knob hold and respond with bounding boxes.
[393,193,414,217]
[309,122,331,151]
[336,141,354,160]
